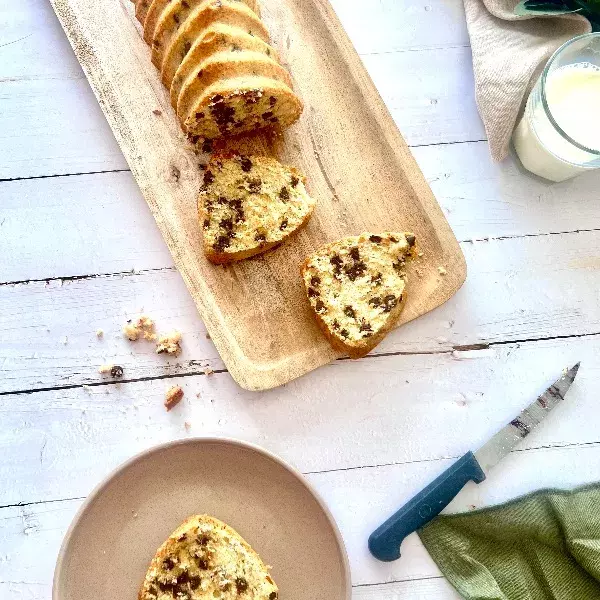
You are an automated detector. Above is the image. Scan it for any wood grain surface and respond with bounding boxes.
[47,0,465,390]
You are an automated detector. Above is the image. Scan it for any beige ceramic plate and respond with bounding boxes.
[53,438,351,600]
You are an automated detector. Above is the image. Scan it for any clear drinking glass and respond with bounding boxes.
[512,32,600,182]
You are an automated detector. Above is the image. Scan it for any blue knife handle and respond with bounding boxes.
[368,451,486,561]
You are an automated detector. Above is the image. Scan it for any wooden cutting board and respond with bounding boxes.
[49,0,466,390]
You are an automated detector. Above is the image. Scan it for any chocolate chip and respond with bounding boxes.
[344,261,366,281]
[382,295,398,312]
[369,296,381,307]
[240,156,253,172]
[189,576,201,590]
[331,319,340,330]
[279,187,290,201]
[266,48,271,56]
[315,299,326,314]
[203,170,215,186]
[211,94,224,103]
[290,175,299,188]
[198,534,210,545]
[371,273,383,285]
[181,0,189,7]
[203,219,210,229]
[214,235,231,252]
[173,12,180,23]
[310,276,321,286]
[110,365,124,378]
[349,247,360,260]
[247,178,261,193]
[340,329,349,339]
[255,232,267,243]
[269,593,278,600]
[307,287,319,298]
[183,40,191,55]
[188,133,200,144]
[201,139,213,153]
[177,572,189,585]
[262,111,274,119]
[162,556,176,570]
[390,236,399,243]
[369,235,382,243]
[344,305,356,319]
[359,320,373,332]
[269,96,277,106]
[406,233,416,247]
[220,218,234,231]
[196,558,209,570]
[279,219,288,230]
[235,577,248,593]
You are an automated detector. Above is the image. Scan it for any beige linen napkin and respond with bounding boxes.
[463,0,591,160]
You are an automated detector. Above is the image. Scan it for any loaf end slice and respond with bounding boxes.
[199,153,316,264]
[139,514,279,600]
[302,232,416,358]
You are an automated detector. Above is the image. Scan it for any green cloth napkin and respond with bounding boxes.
[418,484,600,599]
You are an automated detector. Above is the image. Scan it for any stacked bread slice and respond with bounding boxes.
[133,0,303,140]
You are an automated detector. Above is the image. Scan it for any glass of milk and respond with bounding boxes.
[513,33,600,182]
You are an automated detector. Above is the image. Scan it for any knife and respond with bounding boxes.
[368,363,581,562]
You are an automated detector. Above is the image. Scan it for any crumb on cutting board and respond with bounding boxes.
[203,366,214,376]
[156,330,182,356]
[164,385,184,411]
[123,315,156,341]
[438,266,447,276]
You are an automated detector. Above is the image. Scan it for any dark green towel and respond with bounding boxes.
[418,484,600,599]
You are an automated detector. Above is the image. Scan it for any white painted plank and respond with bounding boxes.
[0,0,476,180]
[1,335,595,507]
[2,230,600,393]
[362,47,485,146]
[2,442,600,595]
[0,172,174,283]
[328,0,469,55]
[3,144,600,284]
[414,142,600,240]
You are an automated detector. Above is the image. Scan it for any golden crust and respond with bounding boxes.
[172,24,277,111]
[160,2,269,88]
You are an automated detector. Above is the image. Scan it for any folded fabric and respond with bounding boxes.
[463,0,590,161]
[419,483,600,599]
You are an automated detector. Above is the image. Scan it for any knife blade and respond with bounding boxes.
[368,363,580,562]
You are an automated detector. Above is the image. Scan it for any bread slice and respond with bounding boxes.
[139,514,279,600]
[180,52,292,128]
[198,153,316,264]
[160,3,269,88]
[150,0,261,68]
[135,0,149,25]
[302,232,416,358]
[144,0,260,45]
[172,24,278,112]
[185,76,303,138]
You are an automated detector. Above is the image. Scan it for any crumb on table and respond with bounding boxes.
[98,364,124,378]
[123,315,156,341]
[96,329,104,338]
[164,385,184,411]
[184,421,191,431]
[156,330,182,356]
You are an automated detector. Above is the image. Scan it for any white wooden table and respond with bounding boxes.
[1,1,599,598]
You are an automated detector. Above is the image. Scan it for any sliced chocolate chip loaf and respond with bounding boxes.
[159,2,269,88]
[151,0,261,68]
[139,514,278,600]
[185,76,303,138]
[143,0,260,44]
[302,232,416,358]
[171,24,278,111]
[199,153,316,264]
